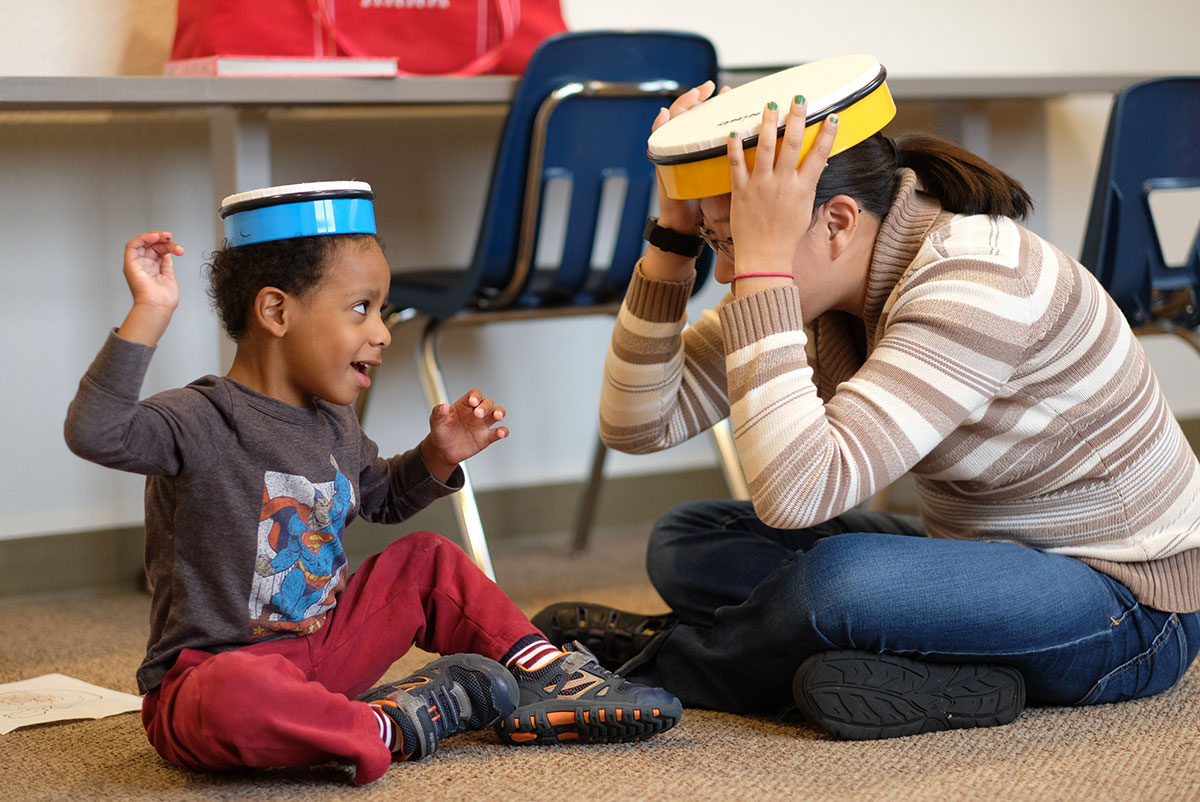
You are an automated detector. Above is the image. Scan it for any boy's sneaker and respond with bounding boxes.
[496,642,682,745]
[792,649,1025,740]
[531,602,676,671]
[358,654,519,760]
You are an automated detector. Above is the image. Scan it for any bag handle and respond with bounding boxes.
[309,0,517,77]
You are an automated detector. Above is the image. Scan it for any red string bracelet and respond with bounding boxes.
[730,272,794,281]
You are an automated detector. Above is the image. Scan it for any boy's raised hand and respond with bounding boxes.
[125,231,184,308]
[117,231,186,347]
[420,389,509,483]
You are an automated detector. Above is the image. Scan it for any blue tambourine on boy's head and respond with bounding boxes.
[219,180,377,247]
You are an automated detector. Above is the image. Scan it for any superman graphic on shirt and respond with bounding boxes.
[248,459,354,637]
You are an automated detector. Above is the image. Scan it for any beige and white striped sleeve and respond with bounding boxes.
[599,264,732,454]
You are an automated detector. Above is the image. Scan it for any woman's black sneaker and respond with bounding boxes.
[793,650,1025,740]
[531,602,676,671]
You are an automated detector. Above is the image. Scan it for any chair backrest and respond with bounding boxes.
[412,30,718,320]
[1080,76,1200,330]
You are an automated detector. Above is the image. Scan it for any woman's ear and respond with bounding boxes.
[253,287,289,338]
[820,194,861,261]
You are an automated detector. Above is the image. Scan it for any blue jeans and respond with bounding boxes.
[627,500,1200,714]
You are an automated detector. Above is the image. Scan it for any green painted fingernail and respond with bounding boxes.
[729,130,738,139]
[767,101,778,111]
[795,94,805,105]
[829,114,839,124]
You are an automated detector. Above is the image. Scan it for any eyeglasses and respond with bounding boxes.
[697,227,735,260]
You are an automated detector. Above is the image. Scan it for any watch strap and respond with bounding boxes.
[642,216,704,258]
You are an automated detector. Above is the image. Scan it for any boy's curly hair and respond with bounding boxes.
[205,233,381,340]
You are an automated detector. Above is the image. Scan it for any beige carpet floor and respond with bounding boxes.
[2,524,1199,802]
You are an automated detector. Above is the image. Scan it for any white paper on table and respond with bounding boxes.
[0,673,143,734]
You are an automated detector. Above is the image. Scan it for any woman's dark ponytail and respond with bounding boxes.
[814,132,1033,221]
[894,133,1033,219]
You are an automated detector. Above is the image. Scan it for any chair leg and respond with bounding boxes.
[417,317,497,581]
[574,419,749,554]
[711,417,751,501]
[1131,321,1200,358]
[1165,325,1200,358]
[571,433,609,553]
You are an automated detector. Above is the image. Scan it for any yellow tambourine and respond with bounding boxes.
[648,54,896,200]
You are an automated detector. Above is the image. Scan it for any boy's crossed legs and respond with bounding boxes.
[142,531,680,784]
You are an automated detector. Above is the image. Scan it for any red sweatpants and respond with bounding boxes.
[141,531,541,785]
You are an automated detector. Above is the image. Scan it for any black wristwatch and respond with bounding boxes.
[642,216,704,258]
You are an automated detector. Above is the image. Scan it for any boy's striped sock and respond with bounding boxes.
[372,706,396,750]
[368,701,420,756]
[502,634,564,672]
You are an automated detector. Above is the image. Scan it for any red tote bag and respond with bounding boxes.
[171,0,567,76]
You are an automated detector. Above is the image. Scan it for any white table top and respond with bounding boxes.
[0,72,1154,111]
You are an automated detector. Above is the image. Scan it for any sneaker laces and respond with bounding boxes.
[559,642,637,693]
[559,647,594,675]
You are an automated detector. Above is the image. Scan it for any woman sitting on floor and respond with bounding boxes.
[535,76,1200,740]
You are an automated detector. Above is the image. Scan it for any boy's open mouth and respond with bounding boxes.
[352,362,368,375]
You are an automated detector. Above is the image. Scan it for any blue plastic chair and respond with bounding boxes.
[1081,76,1200,351]
[362,31,722,578]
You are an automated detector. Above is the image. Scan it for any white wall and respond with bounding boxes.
[0,113,217,537]
[567,1,1200,76]
[4,1,1197,77]
[1,1,1197,540]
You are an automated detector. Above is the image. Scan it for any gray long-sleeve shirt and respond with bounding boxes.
[65,331,460,693]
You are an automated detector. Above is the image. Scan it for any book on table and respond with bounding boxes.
[164,55,399,78]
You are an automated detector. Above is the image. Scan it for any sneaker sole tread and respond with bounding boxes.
[533,603,671,670]
[793,650,1025,740]
[496,700,682,745]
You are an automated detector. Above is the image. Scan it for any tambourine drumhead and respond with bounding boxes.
[219,180,374,217]
[219,180,377,247]
[647,55,896,200]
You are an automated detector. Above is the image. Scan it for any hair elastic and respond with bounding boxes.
[886,136,900,164]
[219,180,376,247]
[731,272,794,281]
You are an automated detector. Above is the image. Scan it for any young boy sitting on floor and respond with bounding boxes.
[64,181,680,785]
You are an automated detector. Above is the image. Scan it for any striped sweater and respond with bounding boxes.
[601,170,1200,613]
